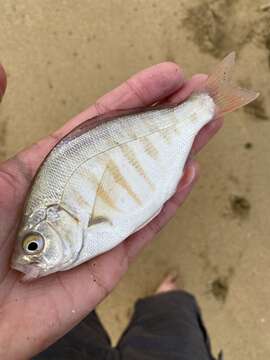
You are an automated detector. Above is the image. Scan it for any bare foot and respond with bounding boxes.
[155,271,180,294]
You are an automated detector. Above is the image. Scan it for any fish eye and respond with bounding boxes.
[22,233,45,254]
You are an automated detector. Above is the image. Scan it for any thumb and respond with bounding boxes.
[0,63,7,100]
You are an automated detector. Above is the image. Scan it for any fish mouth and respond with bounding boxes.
[11,262,42,282]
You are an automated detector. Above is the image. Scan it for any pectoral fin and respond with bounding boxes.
[88,163,118,227]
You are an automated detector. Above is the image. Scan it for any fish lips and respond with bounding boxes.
[11,261,42,282]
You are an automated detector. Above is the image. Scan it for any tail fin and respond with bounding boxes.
[204,52,259,115]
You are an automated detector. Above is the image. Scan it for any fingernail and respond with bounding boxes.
[180,162,197,189]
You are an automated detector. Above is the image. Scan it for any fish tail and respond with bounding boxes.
[204,52,259,115]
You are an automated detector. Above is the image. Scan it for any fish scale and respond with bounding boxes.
[11,53,259,280]
[25,107,178,214]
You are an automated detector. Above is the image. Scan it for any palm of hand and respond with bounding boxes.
[0,62,222,359]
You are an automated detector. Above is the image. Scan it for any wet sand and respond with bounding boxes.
[0,0,269,358]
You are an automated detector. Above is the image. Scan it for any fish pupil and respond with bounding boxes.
[27,242,38,251]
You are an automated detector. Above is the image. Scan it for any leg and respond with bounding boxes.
[34,311,111,360]
[116,274,219,360]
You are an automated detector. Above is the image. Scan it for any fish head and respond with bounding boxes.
[11,206,83,280]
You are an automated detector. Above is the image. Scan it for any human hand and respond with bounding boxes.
[0,62,223,359]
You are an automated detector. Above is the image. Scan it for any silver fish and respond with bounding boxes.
[11,53,258,280]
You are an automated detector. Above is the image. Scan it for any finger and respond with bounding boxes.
[0,63,7,100]
[125,160,199,261]
[166,73,208,105]
[9,62,184,180]
[55,62,185,137]
[190,116,223,156]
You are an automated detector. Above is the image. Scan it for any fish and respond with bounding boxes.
[11,52,258,280]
